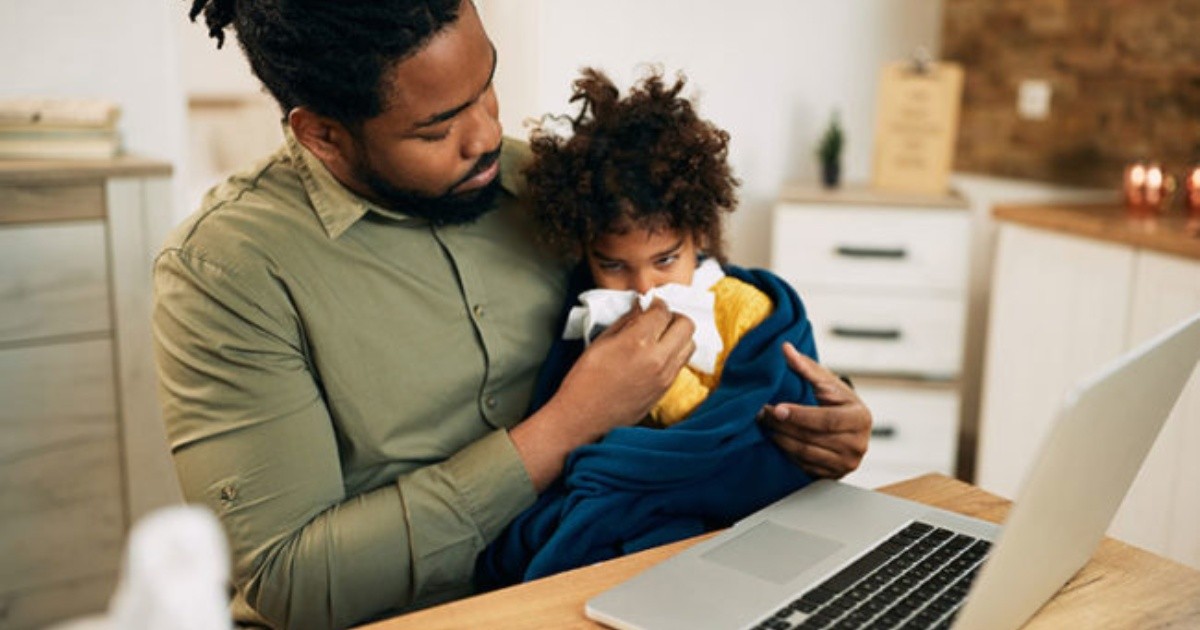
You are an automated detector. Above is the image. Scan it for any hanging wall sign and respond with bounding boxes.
[871,60,964,195]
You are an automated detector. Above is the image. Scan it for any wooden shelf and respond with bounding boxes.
[778,182,969,209]
[0,155,172,183]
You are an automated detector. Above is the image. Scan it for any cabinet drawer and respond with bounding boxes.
[0,182,105,225]
[856,383,959,467]
[0,570,116,630]
[0,221,110,345]
[0,340,124,594]
[772,205,969,292]
[802,291,965,378]
[842,382,960,488]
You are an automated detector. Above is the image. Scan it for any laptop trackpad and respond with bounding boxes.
[701,520,843,585]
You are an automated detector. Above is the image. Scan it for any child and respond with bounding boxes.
[527,66,795,427]
[476,67,821,588]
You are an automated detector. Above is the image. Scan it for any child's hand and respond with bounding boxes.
[757,343,872,478]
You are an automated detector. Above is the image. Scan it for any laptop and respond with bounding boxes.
[586,310,1200,630]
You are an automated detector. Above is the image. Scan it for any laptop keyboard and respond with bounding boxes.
[750,521,991,630]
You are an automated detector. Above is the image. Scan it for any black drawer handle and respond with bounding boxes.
[830,326,903,341]
[871,425,897,438]
[834,245,908,259]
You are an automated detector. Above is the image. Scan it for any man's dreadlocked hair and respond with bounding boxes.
[187,0,462,124]
[525,67,739,264]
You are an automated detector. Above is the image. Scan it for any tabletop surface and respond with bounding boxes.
[363,473,1200,630]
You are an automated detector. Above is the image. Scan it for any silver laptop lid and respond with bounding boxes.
[953,310,1200,630]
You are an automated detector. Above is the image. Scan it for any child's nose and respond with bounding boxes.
[632,271,657,294]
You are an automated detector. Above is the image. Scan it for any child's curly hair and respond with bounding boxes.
[525,67,739,263]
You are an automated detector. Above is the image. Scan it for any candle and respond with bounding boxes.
[1185,165,1200,220]
[1124,162,1148,215]
[1123,161,1170,218]
[1145,163,1165,210]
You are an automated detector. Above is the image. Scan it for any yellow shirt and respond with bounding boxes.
[648,276,774,426]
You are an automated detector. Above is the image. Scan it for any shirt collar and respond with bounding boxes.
[286,126,372,239]
[285,126,529,239]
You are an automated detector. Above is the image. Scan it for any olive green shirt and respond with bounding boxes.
[152,130,567,629]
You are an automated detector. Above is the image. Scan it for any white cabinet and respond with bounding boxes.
[1117,252,1200,568]
[0,158,182,629]
[979,206,1200,570]
[976,224,1134,498]
[845,380,961,490]
[772,185,971,488]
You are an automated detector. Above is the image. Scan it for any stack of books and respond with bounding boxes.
[0,98,122,159]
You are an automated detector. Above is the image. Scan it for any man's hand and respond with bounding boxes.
[555,298,695,438]
[512,299,694,490]
[758,342,872,479]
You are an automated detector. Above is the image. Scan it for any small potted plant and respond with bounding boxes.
[816,110,844,188]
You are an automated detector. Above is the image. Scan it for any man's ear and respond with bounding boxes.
[288,107,357,171]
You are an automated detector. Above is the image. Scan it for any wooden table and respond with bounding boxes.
[363,474,1200,629]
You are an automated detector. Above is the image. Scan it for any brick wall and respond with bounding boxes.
[942,0,1200,189]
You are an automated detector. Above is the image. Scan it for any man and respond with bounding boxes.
[162,1,871,628]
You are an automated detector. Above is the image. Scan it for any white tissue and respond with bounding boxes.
[49,505,232,630]
[563,258,726,374]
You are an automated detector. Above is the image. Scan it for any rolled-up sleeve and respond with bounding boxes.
[152,248,536,629]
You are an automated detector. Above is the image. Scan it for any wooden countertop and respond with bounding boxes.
[993,202,1200,261]
[363,473,1200,630]
[0,155,172,183]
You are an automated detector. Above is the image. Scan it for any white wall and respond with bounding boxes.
[177,9,262,97]
[0,0,187,211]
[480,0,945,268]
[176,9,284,220]
[0,3,279,223]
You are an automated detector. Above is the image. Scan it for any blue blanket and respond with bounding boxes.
[475,265,817,589]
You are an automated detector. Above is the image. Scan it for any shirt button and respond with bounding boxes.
[485,396,498,409]
[473,304,485,318]
[220,484,238,502]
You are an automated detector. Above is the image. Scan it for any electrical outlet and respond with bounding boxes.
[1017,79,1052,121]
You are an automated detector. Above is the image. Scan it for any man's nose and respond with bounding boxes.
[461,99,501,159]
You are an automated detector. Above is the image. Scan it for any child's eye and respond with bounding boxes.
[598,261,625,272]
[655,255,679,267]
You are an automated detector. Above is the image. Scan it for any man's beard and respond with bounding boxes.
[357,147,503,227]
